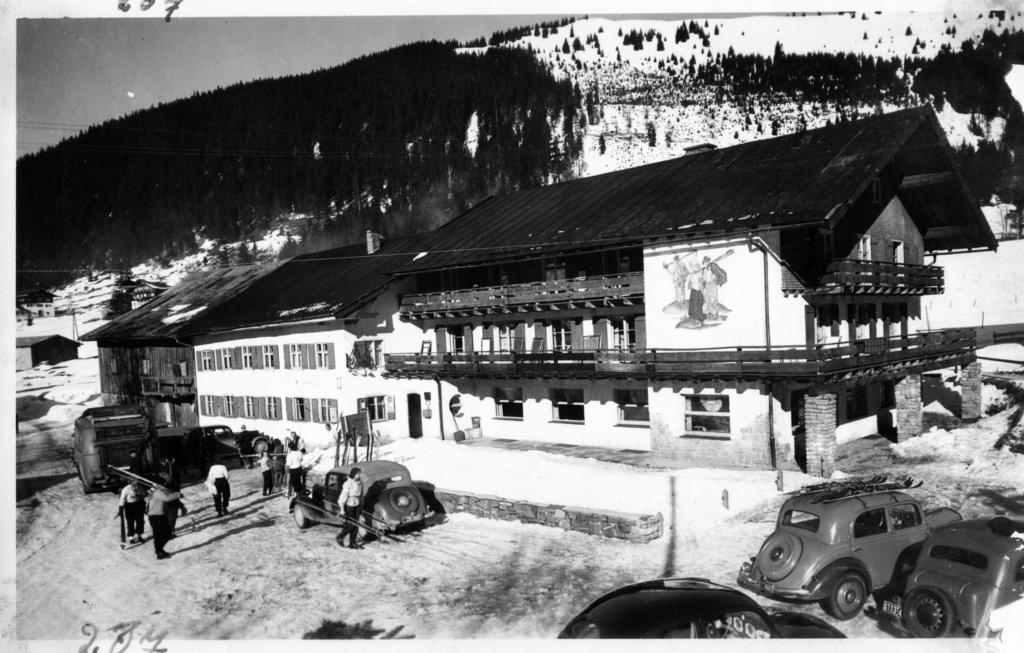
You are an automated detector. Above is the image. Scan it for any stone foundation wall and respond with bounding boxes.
[432,489,663,543]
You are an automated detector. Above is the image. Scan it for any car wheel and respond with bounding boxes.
[386,487,422,516]
[293,504,313,529]
[904,588,955,638]
[252,438,269,456]
[756,532,803,581]
[821,572,867,620]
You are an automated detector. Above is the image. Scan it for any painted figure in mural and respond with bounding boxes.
[674,249,734,329]
[662,252,695,316]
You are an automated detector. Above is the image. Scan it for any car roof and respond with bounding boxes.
[926,517,1024,555]
[783,490,917,516]
[569,578,762,637]
[328,460,412,483]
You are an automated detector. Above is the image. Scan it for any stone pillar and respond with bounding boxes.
[960,361,983,421]
[895,374,923,441]
[804,393,837,478]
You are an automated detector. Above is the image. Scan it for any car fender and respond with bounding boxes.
[805,558,870,599]
[907,571,988,631]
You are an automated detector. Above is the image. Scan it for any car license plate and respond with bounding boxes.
[882,599,902,619]
[739,563,774,594]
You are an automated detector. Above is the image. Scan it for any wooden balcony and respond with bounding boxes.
[384,328,975,384]
[784,259,944,296]
[140,375,195,397]
[398,272,644,320]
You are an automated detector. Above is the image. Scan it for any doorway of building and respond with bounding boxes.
[790,389,808,472]
[407,393,423,439]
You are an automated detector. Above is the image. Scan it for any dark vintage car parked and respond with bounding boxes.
[737,478,961,620]
[291,460,433,535]
[557,578,845,639]
[880,516,1024,638]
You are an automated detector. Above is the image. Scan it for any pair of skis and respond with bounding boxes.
[107,465,197,550]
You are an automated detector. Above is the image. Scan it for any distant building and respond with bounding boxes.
[81,265,274,427]
[17,290,56,317]
[15,335,80,371]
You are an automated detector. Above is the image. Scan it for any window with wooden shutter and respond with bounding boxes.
[435,327,447,355]
[570,319,584,350]
[326,343,336,369]
[328,399,339,423]
[303,344,315,369]
[634,316,647,350]
[514,323,526,353]
[214,396,224,416]
[285,397,294,421]
[233,347,242,368]
[194,351,202,371]
[312,398,321,422]
[386,395,396,421]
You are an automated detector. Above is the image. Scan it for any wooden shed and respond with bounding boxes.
[15,335,81,370]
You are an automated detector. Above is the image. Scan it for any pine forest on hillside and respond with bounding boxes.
[15,16,1024,291]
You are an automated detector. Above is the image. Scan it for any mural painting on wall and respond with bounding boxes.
[662,249,733,329]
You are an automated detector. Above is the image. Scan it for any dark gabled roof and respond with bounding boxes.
[80,264,274,342]
[18,290,55,302]
[178,236,423,335]
[398,106,995,273]
[16,335,80,347]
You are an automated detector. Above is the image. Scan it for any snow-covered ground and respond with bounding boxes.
[12,342,1024,644]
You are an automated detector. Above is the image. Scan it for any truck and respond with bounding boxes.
[72,405,160,493]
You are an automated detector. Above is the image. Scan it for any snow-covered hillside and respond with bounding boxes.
[460,11,1022,176]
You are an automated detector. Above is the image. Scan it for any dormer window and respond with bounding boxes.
[857,236,872,261]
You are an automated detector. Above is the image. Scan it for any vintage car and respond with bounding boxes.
[880,516,1024,638]
[737,478,961,620]
[291,460,433,535]
[557,577,845,639]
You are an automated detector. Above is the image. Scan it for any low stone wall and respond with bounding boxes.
[432,488,663,543]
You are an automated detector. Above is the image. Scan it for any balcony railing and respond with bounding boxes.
[784,259,944,296]
[384,328,975,383]
[140,375,195,397]
[399,271,644,320]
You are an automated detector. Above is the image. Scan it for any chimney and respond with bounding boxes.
[366,230,382,254]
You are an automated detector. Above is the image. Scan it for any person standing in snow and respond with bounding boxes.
[271,438,286,492]
[146,485,184,560]
[206,461,231,516]
[118,481,146,544]
[165,480,188,538]
[337,467,364,550]
[259,450,273,496]
[285,441,304,499]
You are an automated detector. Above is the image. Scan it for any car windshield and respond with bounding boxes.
[782,510,820,532]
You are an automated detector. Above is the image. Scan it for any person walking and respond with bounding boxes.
[165,480,188,538]
[118,481,146,545]
[285,442,304,499]
[146,484,184,560]
[337,467,364,550]
[206,461,231,516]
[259,450,273,496]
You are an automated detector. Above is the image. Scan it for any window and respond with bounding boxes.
[262,345,277,368]
[857,235,871,261]
[294,397,309,421]
[615,388,649,423]
[853,508,888,538]
[449,328,466,354]
[363,396,387,421]
[141,359,151,375]
[315,343,331,368]
[550,388,585,422]
[855,304,874,341]
[551,321,571,352]
[266,397,280,420]
[929,545,988,570]
[611,318,637,351]
[816,304,841,341]
[241,346,255,368]
[888,504,922,531]
[220,349,234,369]
[496,325,515,352]
[289,344,304,368]
[200,351,214,371]
[201,395,215,415]
[683,394,731,436]
[892,240,904,264]
[243,396,257,419]
[223,396,236,417]
[782,510,820,532]
[350,340,382,369]
[494,387,524,419]
[317,399,338,423]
